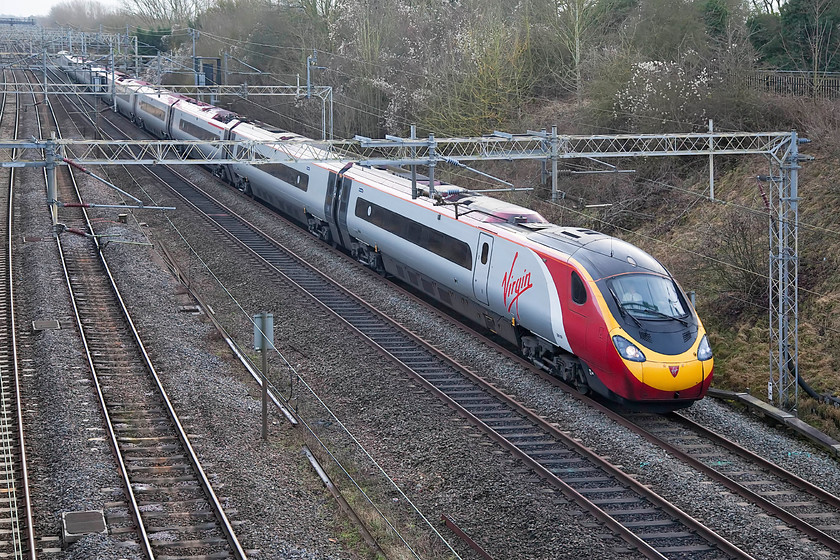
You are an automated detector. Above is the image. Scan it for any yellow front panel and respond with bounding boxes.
[610,326,709,392]
[641,358,705,391]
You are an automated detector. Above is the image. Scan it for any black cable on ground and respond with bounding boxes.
[788,357,840,407]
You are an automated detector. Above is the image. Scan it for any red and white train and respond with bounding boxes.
[57,52,714,409]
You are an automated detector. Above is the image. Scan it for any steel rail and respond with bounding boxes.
[419,295,840,558]
[664,411,840,552]
[29,66,157,560]
[671,411,840,510]
[417,292,840,558]
[489,338,840,556]
[4,67,37,560]
[289,203,840,558]
[49,60,754,558]
[44,67,248,560]
[151,166,662,559]
[378,321,750,560]
[620,412,840,554]
[49,75,410,554]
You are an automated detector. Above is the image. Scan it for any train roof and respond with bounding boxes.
[343,164,549,226]
[54,52,670,283]
[173,95,239,122]
[527,227,668,280]
[442,193,547,224]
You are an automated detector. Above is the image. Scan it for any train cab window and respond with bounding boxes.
[571,271,587,304]
[480,242,489,265]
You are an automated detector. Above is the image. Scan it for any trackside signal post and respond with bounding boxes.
[254,312,274,441]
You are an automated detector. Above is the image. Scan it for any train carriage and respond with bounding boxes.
[132,89,172,137]
[227,123,336,227]
[53,51,714,409]
[169,99,229,157]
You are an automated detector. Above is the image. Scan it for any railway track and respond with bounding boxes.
[470,328,840,558]
[44,63,757,557]
[624,410,840,553]
[0,68,38,560]
[28,68,248,559]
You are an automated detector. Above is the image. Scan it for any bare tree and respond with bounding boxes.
[127,0,208,27]
[802,0,840,77]
[297,0,343,23]
[47,0,124,29]
[778,0,840,93]
[421,15,534,135]
[751,0,786,13]
[551,0,601,102]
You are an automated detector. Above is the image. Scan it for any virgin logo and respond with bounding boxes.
[502,252,533,317]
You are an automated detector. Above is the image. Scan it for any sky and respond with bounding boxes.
[1,0,123,18]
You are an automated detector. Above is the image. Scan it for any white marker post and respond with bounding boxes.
[254,312,274,441]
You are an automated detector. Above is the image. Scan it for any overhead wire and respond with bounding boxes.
[54,15,840,409]
[543,185,840,312]
[100,154,448,560]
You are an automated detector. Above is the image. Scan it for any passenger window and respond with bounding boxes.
[571,271,587,304]
[480,243,489,265]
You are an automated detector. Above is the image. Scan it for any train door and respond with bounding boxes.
[165,100,179,139]
[336,175,353,247]
[221,122,243,184]
[324,170,353,249]
[473,233,494,305]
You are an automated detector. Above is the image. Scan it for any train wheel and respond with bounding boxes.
[575,380,591,395]
[574,363,591,395]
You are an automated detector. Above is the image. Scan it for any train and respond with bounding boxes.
[55,51,714,410]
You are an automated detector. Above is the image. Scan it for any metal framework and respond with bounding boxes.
[0,18,36,26]
[0,131,809,415]
[1,30,335,139]
[0,81,331,98]
[0,130,800,168]
[765,132,809,411]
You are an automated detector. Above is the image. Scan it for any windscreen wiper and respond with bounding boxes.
[608,287,643,329]
[641,308,690,326]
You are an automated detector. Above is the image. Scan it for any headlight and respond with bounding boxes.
[697,335,713,361]
[612,335,646,362]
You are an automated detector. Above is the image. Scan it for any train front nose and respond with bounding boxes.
[612,330,714,401]
[641,358,710,399]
